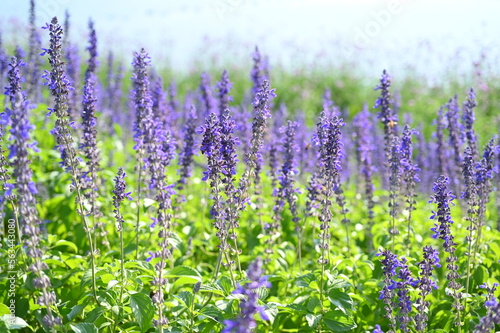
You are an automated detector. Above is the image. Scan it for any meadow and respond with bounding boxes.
[0,2,500,333]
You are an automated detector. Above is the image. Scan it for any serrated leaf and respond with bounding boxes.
[70,322,98,333]
[285,303,308,314]
[307,296,321,313]
[295,273,316,289]
[217,276,234,294]
[322,310,357,331]
[174,291,194,308]
[199,282,225,296]
[198,305,223,322]
[167,266,202,282]
[129,292,154,333]
[328,290,354,314]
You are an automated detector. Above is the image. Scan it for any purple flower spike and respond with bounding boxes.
[222,257,271,333]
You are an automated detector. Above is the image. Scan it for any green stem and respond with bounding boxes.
[135,167,143,260]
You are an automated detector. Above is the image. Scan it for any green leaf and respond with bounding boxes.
[218,276,234,294]
[307,296,321,313]
[53,240,78,253]
[322,310,357,331]
[174,291,194,308]
[70,322,99,333]
[199,282,225,296]
[84,306,105,323]
[129,292,155,333]
[167,265,202,282]
[198,305,223,322]
[67,301,90,321]
[1,315,30,330]
[305,313,322,328]
[328,290,354,314]
[0,304,10,315]
[295,273,317,289]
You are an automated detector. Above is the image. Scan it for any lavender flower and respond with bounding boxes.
[0,33,7,87]
[267,121,299,257]
[394,258,413,332]
[199,112,226,237]
[377,249,400,332]
[43,16,101,307]
[374,70,398,162]
[85,20,98,78]
[177,106,197,186]
[400,125,420,251]
[236,80,276,211]
[429,176,463,325]
[313,111,344,265]
[81,72,105,246]
[142,60,177,328]
[353,106,376,241]
[60,11,79,119]
[446,95,464,190]
[131,48,153,143]
[65,42,81,122]
[471,138,498,269]
[415,245,440,331]
[222,257,271,333]
[473,302,500,333]
[5,56,61,329]
[462,88,478,158]
[217,70,233,120]
[42,17,79,177]
[373,324,384,333]
[14,45,25,64]
[199,72,216,118]
[150,73,167,127]
[26,0,42,101]
[435,106,448,176]
[219,107,242,268]
[388,136,402,242]
[250,46,266,99]
[112,167,132,231]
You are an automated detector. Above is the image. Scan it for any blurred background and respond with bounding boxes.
[1,0,500,82]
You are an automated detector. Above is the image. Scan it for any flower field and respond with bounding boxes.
[0,1,500,333]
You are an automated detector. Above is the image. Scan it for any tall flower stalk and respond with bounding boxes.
[42,16,98,303]
[374,70,398,167]
[235,81,275,212]
[5,56,62,329]
[313,110,344,307]
[267,121,300,268]
[388,137,402,250]
[400,125,419,254]
[415,245,440,331]
[462,89,478,159]
[81,20,106,251]
[131,48,153,259]
[27,0,42,102]
[430,176,463,331]
[112,167,132,327]
[200,112,235,282]
[222,257,271,333]
[353,106,376,250]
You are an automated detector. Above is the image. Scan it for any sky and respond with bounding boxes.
[1,0,500,80]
